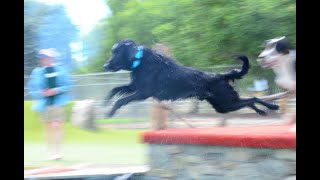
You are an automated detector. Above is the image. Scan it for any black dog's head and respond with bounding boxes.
[104,39,140,72]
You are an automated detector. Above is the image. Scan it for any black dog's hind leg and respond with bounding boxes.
[254,98,279,110]
[103,85,135,106]
[107,92,150,117]
[226,97,279,111]
[248,104,267,116]
[215,97,278,115]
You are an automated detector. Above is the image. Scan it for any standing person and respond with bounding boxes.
[28,48,72,160]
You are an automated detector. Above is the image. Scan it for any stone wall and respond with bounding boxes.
[142,125,296,180]
[145,144,296,180]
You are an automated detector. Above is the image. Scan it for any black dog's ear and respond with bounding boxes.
[275,38,291,54]
[121,39,136,46]
[112,43,119,51]
[124,42,131,45]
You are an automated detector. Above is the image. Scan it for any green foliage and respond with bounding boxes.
[82,0,295,72]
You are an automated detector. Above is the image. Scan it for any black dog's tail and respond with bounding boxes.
[222,55,250,81]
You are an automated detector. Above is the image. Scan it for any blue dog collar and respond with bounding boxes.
[132,46,143,69]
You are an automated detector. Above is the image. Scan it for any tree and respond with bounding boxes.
[24,0,47,75]
[24,0,79,75]
[81,0,295,74]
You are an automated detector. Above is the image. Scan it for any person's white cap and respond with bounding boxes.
[39,48,59,58]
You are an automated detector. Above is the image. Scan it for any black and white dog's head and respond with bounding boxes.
[257,36,296,92]
[104,39,140,72]
[257,36,292,68]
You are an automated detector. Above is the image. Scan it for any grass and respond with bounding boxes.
[24,101,149,168]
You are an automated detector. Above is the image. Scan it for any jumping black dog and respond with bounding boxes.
[103,39,279,117]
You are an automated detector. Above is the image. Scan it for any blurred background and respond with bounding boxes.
[24,0,296,170]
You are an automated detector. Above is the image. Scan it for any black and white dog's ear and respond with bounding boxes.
[275,38,291,54]
[264,39,271,45]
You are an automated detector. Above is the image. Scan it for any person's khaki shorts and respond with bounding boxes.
[40,106,66,122]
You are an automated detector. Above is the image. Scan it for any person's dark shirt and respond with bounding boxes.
[44,66,58,105]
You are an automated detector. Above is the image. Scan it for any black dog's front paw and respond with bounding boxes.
[257,110,267,116]
[104,113,112,119]
[105,110,116,118]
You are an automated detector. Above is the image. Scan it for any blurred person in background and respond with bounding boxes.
[247,79,269,97]
[28,48,72,160]
[151,43,174,129]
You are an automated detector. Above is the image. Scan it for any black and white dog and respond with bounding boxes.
[103,39,279,117]
[258,37,296,129]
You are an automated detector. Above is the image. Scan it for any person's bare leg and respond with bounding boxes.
[279,97,288,114]
[285,92,296,132]
[52,120,63,159]
[283,92,296,125]
[43,122,55,158]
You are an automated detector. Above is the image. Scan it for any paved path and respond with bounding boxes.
[24,164,149,179]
